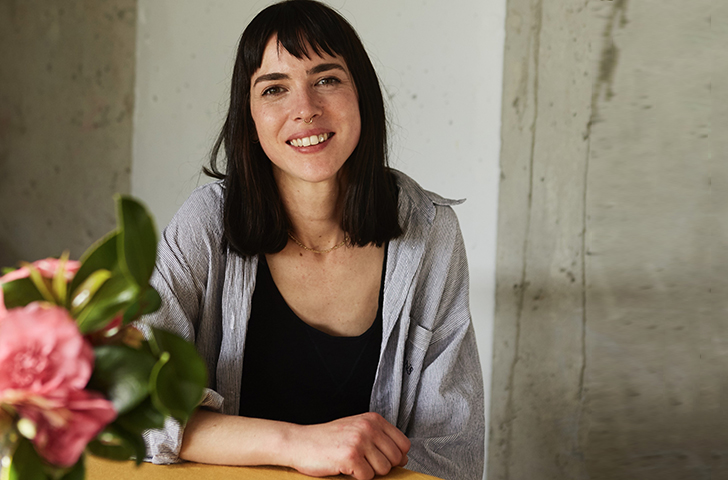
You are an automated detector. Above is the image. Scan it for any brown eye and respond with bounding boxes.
[316,77,341,87]
[262,86,283,96]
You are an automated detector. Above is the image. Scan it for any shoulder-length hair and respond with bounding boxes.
[205,0,402,256]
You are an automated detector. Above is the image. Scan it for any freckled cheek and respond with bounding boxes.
[350,111,362,145]
[251,109,285,146]
[347,97,362,138]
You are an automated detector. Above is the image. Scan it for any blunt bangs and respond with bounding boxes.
[240,1,358,86]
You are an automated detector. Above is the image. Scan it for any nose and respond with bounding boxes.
[292,87,323,123]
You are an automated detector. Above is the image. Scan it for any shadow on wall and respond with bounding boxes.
[492,266,728,480]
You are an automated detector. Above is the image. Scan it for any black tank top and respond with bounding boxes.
[239,249,385,425]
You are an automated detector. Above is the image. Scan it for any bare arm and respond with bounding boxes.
[180,410,411,480]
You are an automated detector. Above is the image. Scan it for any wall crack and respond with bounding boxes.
[502,0,543,478]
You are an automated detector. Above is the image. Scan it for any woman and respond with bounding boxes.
[141,1,484,479]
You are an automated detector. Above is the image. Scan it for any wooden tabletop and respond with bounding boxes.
[85,456,443,480]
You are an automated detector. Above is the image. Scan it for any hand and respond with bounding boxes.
[287,412,411,480]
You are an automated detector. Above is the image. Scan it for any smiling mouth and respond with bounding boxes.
[287,132,333,147]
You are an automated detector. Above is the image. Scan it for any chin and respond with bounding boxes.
[298,161,347,183]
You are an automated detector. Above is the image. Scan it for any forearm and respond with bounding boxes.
[179,409,297,467]
[178,410,410,480]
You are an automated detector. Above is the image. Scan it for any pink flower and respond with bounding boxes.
[0,304,93,396]
[0,258,81,284]
[0,303,116,466]
[0,257,81,315]
[17,389,116,467]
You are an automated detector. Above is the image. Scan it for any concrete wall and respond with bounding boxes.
[489,0,727,479]
[0,1,136,267]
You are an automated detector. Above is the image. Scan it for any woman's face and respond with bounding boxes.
[249,36,361,188]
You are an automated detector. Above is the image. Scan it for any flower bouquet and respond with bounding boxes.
[0,196,206,479]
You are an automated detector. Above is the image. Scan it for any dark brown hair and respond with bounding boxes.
[205,0,401,256]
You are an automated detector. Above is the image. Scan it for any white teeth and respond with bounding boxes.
[290,133,329,147]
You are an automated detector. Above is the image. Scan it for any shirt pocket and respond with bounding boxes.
[399,322,433,428]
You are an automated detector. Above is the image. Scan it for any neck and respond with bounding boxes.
[274,170,346,250]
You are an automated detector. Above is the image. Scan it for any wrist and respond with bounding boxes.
[275,421,304,469]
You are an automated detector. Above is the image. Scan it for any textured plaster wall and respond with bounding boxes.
[490,0,727,479]
[0,1,136,268]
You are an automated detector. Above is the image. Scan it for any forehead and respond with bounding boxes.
[256,35,346,73]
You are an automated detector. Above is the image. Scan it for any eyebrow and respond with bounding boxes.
[253,72,288,86]
[307,63,346,76]
[253,63,347,87]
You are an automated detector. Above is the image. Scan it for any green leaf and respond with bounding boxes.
[148,328,207,423]
[122,287,161,325]
[69,231,119,296]
[89,345,157,415]
[1,267,15,275]
[137,339,155,357]
[116,196,157,287]
[75,273,138,334]
[115,397,166,434]
[57,455,84,480]
[69,269,112,315]
[27,266,55,304]
[6,436,47,480]
[148,351,171,418]
[1,278,44,309]
[86,425,146,464]
[51,251,71,306]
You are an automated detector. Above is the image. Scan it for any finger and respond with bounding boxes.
[363,445,395,477]
[370,430,405,467]
[374,416,411,455]
[355,413,406,466]
[345,458,375,480]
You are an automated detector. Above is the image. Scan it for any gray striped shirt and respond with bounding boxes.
[140,171,484,480]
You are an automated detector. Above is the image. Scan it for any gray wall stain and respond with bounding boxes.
[591,0,629,125]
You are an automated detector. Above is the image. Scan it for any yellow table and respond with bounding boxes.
[86,456,443,480]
